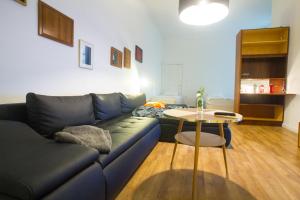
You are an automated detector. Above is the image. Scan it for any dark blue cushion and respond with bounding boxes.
[120,93,146,113]
[26,93,95,137]
[0,120,99,200]
[91,93,122,120]
[95,115,158,167]
[103,125,160,200]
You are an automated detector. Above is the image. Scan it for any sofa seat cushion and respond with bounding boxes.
[0,121,99,200]
[26,93,95,137]
[95,115,158,167]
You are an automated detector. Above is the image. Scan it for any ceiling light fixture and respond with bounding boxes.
[179,0,229,26]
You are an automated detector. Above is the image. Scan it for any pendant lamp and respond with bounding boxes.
[179,0,229,25]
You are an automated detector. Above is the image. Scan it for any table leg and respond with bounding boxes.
[170,119,184,168]
[192,121,201,200]
[219,123,229,178]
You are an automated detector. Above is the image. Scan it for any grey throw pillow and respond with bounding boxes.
[55,125,112,153]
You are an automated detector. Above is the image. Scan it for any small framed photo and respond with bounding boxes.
[16,0,27,6]
[110,47,123,68]
[135,45,143,63]
[124,47,131,69]
[79,40,94,70]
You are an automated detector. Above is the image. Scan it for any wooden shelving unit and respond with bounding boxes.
[240,93,288,96]
[242,40,288,46]
[234,27,290,126]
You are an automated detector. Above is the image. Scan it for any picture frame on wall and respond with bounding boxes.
[79,40,94,70]
[15,0,27,6]
[124,47,131,69]
[38,0,74,46]
[110,47,123,68]
[135,45,143,63]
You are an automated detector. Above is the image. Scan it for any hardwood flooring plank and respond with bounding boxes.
[116,125,300,200]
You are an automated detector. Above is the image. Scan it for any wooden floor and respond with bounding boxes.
[116,125,300,200]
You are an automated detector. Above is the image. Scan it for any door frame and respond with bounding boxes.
[161,64,183,96]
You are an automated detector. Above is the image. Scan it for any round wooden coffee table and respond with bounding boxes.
[163,108,243,200]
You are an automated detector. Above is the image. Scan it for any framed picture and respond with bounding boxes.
[16,0,27,6]
[124,47,131,69]
[110,47,123,68]
[79,40,93,70]
[38,1,74,46]
[135,45,143,63]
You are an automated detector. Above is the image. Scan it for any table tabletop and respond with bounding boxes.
[163,108,243,123]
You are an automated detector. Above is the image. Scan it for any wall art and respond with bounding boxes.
[79,40,94,70]
[124,47,131,69]
[38,0,74,46]
[16,0,27,6]
[135,45,143,63]
[110,47,123,68]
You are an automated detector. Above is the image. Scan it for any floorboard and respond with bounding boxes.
[116,125,300,200]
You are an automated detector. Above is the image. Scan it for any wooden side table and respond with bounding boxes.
[164,108,243,200]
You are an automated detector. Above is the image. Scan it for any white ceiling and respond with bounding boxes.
[142,0,272,39]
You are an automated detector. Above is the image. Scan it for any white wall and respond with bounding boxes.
[163,33,236,105]
[0,0,162,103]
[162,1,272,106]
[273,0,300,132]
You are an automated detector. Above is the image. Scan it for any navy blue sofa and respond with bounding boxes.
[0,93,160,200]
[0,92,231,200]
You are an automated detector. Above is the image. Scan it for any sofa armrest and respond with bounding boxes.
[0,121,99,200]
[43,163,105,200]
[0,194,19,200]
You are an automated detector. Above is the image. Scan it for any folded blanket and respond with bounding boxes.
[132,104,187,118]
[55,125,112,153]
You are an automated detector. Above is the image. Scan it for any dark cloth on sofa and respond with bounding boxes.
[132,104,187,118]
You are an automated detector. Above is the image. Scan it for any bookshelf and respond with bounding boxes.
[234,27,290,126]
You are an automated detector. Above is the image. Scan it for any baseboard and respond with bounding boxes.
[282,122,298,133]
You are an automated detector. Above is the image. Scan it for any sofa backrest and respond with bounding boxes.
[0,103,28,123]
[0,93,147,136]
[120,93,146,113]
[91,93,122,121]
[26,93,96,137]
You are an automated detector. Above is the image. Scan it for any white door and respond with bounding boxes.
[162,64,183,96]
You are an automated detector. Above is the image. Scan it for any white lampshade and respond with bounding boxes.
[179,0,229,26]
